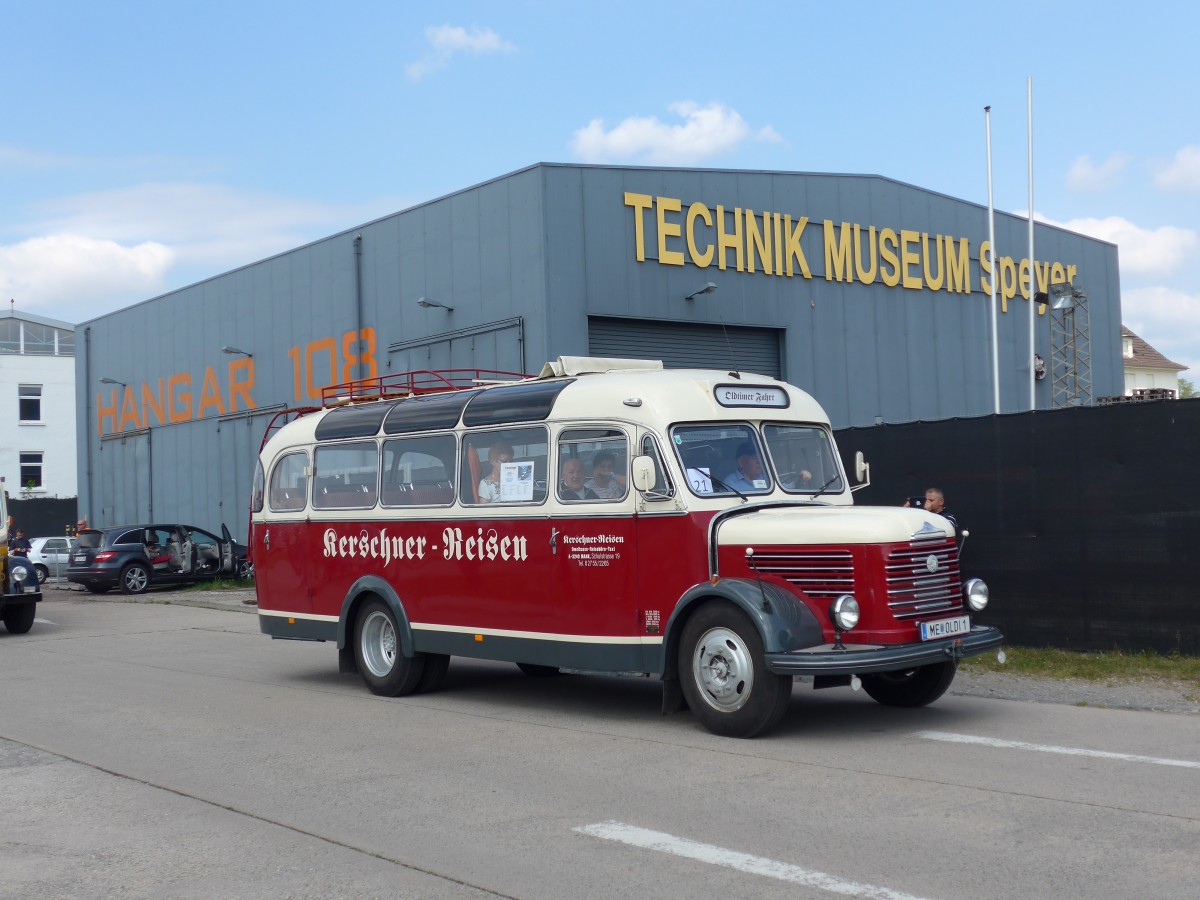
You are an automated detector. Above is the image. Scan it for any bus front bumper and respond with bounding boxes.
[764,626,1004,676]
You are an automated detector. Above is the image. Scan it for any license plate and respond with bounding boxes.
[73,553,87,563]
[919,615,971,641]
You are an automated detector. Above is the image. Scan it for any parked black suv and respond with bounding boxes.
[67,524,249,595]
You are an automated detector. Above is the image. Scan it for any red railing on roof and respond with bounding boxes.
[256,368,531,455]
[319,368,530,406]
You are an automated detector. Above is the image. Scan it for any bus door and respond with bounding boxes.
[631,430,702,670]
[550,428,642,669]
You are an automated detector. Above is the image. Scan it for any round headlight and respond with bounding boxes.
[829,594,860,631]
[964,578,989,612]
[10,563,30,585]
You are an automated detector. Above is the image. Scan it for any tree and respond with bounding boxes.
[1180,378,1196,399]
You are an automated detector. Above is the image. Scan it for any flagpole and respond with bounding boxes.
[986,105,1000,414]
[1027,76,1036,410]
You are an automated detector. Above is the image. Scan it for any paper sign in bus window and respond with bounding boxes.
[686,467,713,494]
[500,461,534,502]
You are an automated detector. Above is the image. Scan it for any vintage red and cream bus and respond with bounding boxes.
[251,357,1003,738]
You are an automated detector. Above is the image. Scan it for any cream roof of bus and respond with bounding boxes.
[545,364,829,428]
[260,360,830,464]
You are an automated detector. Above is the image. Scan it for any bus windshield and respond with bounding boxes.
[762,423,844,494]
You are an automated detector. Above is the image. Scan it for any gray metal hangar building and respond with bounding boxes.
[74,162,1122,533]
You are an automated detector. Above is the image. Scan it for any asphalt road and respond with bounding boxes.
[2,594,1198,899]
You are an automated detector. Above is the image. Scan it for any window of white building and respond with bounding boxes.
[20,451,44,490]
[19,384,42,422]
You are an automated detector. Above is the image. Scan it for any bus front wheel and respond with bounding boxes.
[860,661,957,707]
[354,599,426,697]
[678,601,791,738]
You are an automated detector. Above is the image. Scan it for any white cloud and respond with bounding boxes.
[27,182,396,270]
[1122,285,1200,375]
[0,234,174,317]
[1153,145,1200,191]
[406,25,516,82]
[571,101,778,166]
[1065,153,1130,191]
[5,182,408,322]
[0,144,77,171]
[1054,215,1198,277]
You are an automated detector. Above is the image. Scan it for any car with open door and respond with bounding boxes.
[67,523,246,595]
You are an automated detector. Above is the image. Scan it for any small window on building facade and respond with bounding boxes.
[20,451,43,489]
[19,384,42,422]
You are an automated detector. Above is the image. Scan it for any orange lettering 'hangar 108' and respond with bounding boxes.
[250,356,1004,738]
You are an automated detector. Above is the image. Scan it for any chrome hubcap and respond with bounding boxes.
[361,610,397,677]
[692,626,754,712]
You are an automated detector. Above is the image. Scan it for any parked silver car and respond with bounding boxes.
[27,536,76,584]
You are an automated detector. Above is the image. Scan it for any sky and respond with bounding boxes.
[3,1,1198,378]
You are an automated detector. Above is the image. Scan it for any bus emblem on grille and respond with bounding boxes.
[925,554,940,573]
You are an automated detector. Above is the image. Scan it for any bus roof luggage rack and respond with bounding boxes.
[320,368,530,407]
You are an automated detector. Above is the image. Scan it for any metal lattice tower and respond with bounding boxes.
[1049,284,1092,408]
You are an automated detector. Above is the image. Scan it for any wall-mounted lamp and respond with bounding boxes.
[99,377,126,386]
[221,345,253,357]
[685,282,718,301]
[416,297,454,311]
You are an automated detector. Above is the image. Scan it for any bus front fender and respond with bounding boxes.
[656,578,824,678]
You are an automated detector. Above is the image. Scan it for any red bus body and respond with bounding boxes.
[252,357,1003,737]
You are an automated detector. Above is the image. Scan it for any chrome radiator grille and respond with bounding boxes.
[885,535,963,620]
[747,550,854,600]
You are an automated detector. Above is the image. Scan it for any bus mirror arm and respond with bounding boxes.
[850,451,871,494]
[631,455,656,494]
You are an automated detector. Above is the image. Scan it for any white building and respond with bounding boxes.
[0,309,78,498]
[1121,325,1186,398]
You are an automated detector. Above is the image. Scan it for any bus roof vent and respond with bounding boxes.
[539,356,664,378]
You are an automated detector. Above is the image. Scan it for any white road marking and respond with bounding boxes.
[574,822,931,900]
[917,731,1200,769]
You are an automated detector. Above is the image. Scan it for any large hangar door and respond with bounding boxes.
[588,317,783,379]
[96,430,151,526]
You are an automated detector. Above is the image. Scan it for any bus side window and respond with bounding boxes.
[312,442,378,510]
[269,451,308,512]
[381,434,457,507]
[464,426,548,505]
[641,434,675,498]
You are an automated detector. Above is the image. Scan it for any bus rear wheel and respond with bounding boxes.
[860,661,957,707]
[354,599,426,697]
[678,601,791,738]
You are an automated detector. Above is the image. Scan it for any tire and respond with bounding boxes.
[120,564,151,595]
[2,603,36,634]
[678,601,792,738]
[238,559,254,580]
[34,565,49,585]
[516,662,561,678]
[85,584,111,594]
[353,599,426,696]
[414,653,450,693]
[861,660,957,708]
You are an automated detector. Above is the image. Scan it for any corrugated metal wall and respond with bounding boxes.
[75,164,1123,532]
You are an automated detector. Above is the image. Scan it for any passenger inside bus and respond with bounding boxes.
[478,442,514,503]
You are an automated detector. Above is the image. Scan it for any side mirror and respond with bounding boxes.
[850,451,871,493]
[631,455,656,493]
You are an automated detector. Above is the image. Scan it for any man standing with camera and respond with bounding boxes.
[904,488,958,530]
